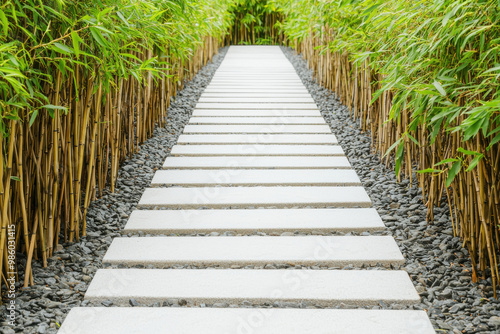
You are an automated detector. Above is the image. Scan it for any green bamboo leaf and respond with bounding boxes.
[457,147,480,156]
[0,9,9,36]
[90,27,108,47]
[42,104,68,113]
[52,42,73,55]
[433,80,446,96]
[435,158,458,166]
[446,161,461,187]
[418,168,442,174]
[442,10,454,27]
[29,109,38,127]
[71,31,82,57]
[487,133,500,149]
[466,155,484,172]
[395,141,404,175]
[483,65,500,74]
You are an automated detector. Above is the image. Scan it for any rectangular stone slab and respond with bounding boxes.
[59,308,435,334]
[212,73,299,76]
[209,80,305,84]
[204,87,310,92]
[207,81,304,85]
[169,144,344,156]
[195,103,318,110]
[183,125,331,134]
[84,269,420,306]
[123,208,384,233]
[188,117,326,125]
[192,109,322,117]
[198,97,315,103]
[138,186,371,208]
[151,169,360,186]
[103,236,404,267]
[162,156,351,169]
[201,93,312,98]
[212,74,300,77]
[204,89,310,94]
[176,134,338,144]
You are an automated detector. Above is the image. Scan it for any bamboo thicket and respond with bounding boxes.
[274,0,500,293]
[0,0,233,297]
[226,0,286,45]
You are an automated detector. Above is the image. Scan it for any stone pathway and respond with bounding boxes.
[59,46,434,333]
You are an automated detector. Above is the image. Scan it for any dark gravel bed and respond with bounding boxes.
[281,46,500,334]
[0,48,229,334]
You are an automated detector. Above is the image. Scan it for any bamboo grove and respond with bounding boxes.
[273,0,500,292]
[0,0,233,296]
[225,0,285,45]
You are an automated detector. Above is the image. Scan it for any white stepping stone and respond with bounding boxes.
[176,134,338,144]
[59,308,435,334]
[151,169,360,186]
[124,208,384,234]
[192,109,322,117]
[183,125,331,134]
[205,86,309,91]
[169,144,344,156]
[198,97,315,103]
[138,186,371,208]
[162,156,351,169]
[195,103,318,110]
[188,117,325,125]
[201,92,312,97]
[211,77,301,81]
[209,80,305,84]
[84,269,420,306]
[204,89,310,94]
[103,236,404,267]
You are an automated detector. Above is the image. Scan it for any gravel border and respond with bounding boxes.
[0,47,229,334]
[280,46,500,334]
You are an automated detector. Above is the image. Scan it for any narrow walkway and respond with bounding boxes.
[60,46,434,333]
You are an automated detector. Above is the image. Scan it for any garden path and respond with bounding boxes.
[59,46,434,333]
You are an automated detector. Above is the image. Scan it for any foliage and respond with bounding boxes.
[0,0,232,296]
[0,0,232,131]
[226,0,285,45]
[275,0,500,177]
[273,0,500,291]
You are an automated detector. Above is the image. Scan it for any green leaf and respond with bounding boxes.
[435,158,458,166]
[90,27,107,48]
[433,81,446,96]
[10,176,21,182]
[446,161,461,187]
[52,42,73,55]
[29,109,39,127]
[418,168,442,174]
[42,104,68,112]
[362,4,380,17]
[442,10,454,27]
[395,141,404,175]
[466,155,484,172]
[457,147,480,156]
[0,9,8,36]
[71,31,82,57]
[487,133,500,150]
